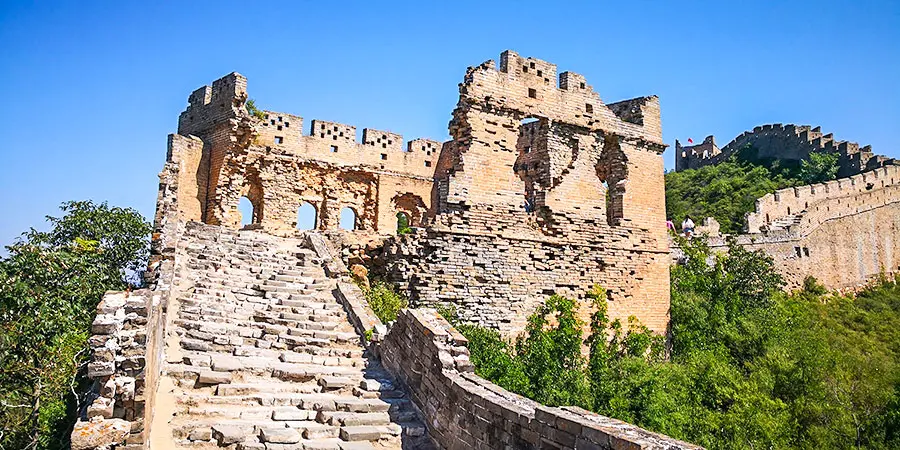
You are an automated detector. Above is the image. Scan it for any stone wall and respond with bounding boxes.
[377,308,701,449]
[678,165,900,291]
[745,165,900,232]
[174,72,439,235]
[383,50,671,335]
[675,123,895,177]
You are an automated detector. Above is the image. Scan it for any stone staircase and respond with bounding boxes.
[764,214,803,232]
[152,223,432,449]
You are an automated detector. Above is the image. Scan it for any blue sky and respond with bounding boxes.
[1,1,898,247]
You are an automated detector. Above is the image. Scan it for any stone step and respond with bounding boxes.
[316,411,390,427]
[339,425,401,441]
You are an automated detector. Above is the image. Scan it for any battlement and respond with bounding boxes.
[746,165,900,233]
[177,73,443,180]
[675,135,721,171]
[254,110,440,178]
[460,50,663,144]
[179,73,249,137]
[676,123,893,178]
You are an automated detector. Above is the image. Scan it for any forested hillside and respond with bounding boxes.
[665,148,840,234]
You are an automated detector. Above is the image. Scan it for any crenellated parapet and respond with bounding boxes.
[675,123,895,177]
[746,164,900,233]
[252,112,440,179]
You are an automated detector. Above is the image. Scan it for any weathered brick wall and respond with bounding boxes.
[378,308,701,449]
[174,73,439,235]
[384,50,671,335]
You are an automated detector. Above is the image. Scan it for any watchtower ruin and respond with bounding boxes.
[385,51,671,334]
[161,50,672,336]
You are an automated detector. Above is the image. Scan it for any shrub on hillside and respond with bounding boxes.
[0,201,151,450]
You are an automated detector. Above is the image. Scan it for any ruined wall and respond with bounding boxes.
[674,136,719,171]
[169,53,672,337]
[174,73,438,235]
[675,123,895,177]
[378,308,701,450]
[384,51,671,335]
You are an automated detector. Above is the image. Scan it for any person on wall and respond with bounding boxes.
[682,215,695,238]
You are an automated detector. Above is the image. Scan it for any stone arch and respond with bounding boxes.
[391,193,427,227]
[296,201,318,230]
[238,197,254,227]
[233,171,264,228]
[339,206,358,230]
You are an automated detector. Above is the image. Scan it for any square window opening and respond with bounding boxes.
[528,88,537,99]
[274,136,283,144]
[330,145,338,153]
[380,153,387,160]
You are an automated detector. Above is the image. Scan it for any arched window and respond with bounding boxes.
[297,202,317,230]
[396,212,411,234]
[238,197,254,227]
[339,207,358,230]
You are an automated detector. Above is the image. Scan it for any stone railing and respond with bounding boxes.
[378,308,702,449]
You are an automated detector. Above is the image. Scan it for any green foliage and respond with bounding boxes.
[396,212,412,235]
[0,201,151,450]
[245,98,265,120]
[361,281,408,323]
[799,151,840,184]
[666,148,841,234]
[462,237,900,449]
[665,159,798,234]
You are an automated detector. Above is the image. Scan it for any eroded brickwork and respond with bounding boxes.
[384,51,671,335]
[165,50,672,337]
[174,73,437,235]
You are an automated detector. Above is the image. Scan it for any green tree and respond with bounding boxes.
[458,235,900,449]
[798,152,840,184]
[0,201,150,450]
[245,98,265,120]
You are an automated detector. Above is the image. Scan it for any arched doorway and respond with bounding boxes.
[339,207,358,230]
[238,197,255,227]
[297,202,317,230]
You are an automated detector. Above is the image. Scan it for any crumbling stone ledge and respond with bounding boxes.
[377,308,702,449]
[72,289,162,450]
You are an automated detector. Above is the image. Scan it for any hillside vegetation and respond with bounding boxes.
[449,237,900,450]
[0,201,151,450]
[666,148,840,234]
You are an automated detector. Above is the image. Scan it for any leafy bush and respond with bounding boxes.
[0,201,151,450]
[460,237,900,449]
[362,281,408,323]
